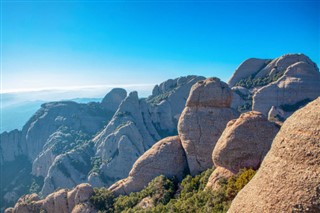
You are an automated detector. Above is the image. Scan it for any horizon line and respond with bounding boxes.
[0,83,156,94]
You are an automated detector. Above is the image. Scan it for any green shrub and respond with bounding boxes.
[88,167,256,213]
[226,168,256,200]
[90,188,115,212]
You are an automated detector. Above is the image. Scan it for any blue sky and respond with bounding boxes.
[1,0,319,94]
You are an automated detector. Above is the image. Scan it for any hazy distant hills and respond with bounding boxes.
[1,97,102,133]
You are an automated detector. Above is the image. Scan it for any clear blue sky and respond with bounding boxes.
[2,0,319,93]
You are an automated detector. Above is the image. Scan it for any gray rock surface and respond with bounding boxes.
[0,130,22,164]
[89,76,204,187]
[178,78,239,175]
[228,58,271,87]
[101,88,127,112]
[229,54,320,119]
[253,60,320,116]
[229,97,320,212]
[109,136,188,195]
[212,111,279,173]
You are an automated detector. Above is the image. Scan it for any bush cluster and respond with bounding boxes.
[90,168,256,213]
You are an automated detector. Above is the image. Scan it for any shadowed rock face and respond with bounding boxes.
[229,97,320,212]
[178,78,239,175]
[109,136,188,195]
[212,111,279,173]
[5,183,95,213]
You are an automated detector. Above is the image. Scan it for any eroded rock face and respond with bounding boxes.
[5,183,95,213]
[178,78,239,175]
[228,58,271,87]
[253,61,320,116]
[229,54,320,119]
[101,88,127,112]
[212,111,279,173]
[0,130,22,164]
[229,98,320,212]
[109,136,188,195]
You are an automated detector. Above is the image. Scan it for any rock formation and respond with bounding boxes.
[109,136,188,195]
[178,78,239,175]
[39,75,204,196]
[100,88,127,112]
[253,60,320,115]
[5,183,95,213]
[228,97,320,212]
[0,89,126,209]
[228,58,271,87]
[229,54,320,119]
[212,111,279,173]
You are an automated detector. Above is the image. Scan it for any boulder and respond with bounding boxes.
[205,166,234,191]
[178,78,239,175]
[229,97,320,212]
[109,136,188,195]
[5,183,95,213]
[212,111,279,173]
[101,88,127,112]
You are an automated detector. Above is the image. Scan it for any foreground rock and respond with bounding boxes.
[5,183,96,213]
[109,136,188,195]
[229,97,320,212]
[205,166,234,191]
[212,111,279,173]
[178,78,239,175]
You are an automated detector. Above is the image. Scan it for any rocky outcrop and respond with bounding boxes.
[212,111,279,173]
[228,58,271,87]
[41,142,94,196]
[109,136,188,195]
[205,166,234,191]
[5,183,95,213]
[253,60,320,115]
[86,76,204,188]
[0,129,22,164]
[229,54,320,118]
[178,78,239,175]
[146,75,206,136]
[101,88,127,112]
[229,97,320,212]
[1,89,125,209]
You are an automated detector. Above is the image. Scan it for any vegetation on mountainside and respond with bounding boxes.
[0,156,44,209]
[90,168,256,213]
[235,71,285,89]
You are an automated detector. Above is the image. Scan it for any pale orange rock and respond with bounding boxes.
[109,136,188,195]
[229,97,320,212]
[212,111,279,173]
[178,78,239,175]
